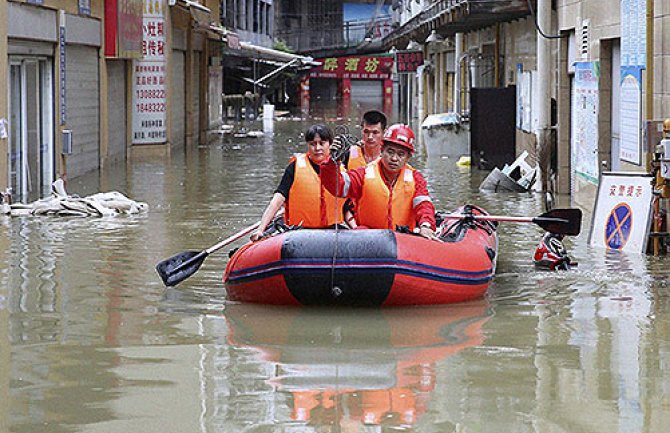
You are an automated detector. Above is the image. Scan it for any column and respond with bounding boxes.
[299,75,310,117]
[435,51,443,113]
[535,0,551,190]
[454,32,463,113]
[383,79,393,117]
[340,78,351,118]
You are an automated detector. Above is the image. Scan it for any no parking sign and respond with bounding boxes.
[589,172,653,253]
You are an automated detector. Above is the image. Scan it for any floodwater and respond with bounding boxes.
[1,117,669,433]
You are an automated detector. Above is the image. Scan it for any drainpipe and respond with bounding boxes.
[454,33,463,113]
[535,0,551,192]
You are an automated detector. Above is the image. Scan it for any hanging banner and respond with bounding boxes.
[104,0,143,58]
[619,66,643,165]
[572,61,600,184]
[589,172,653,253]
[132,0,167,144]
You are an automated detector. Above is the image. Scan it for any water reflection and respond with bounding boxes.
[1,116,670,432]
[215,301,492,432]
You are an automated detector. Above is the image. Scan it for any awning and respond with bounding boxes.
[172,0,212,30]
[230,39,320,67]
[382,0,533,49]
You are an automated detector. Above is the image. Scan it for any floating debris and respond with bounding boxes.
[1,179,148,217]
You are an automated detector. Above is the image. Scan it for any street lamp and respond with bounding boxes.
[406,39,421,50]
[424,30,444,44]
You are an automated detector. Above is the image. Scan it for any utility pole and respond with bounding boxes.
[535,0,551,192]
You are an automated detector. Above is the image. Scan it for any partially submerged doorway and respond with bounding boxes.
[8,56,54,203]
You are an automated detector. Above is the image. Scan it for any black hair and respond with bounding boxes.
[361,110,387,130]
[305,124,333,143]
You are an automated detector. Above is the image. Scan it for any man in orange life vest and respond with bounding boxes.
[250,124,344,241]
[321,124,438,240]
[338,109,387,169]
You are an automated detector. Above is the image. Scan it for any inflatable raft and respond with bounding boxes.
[223,206,498,306]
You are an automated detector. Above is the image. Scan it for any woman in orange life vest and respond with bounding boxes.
[250,124,346,242]
[337,109,388,170]
[321,123,439,241]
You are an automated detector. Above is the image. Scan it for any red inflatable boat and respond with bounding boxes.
[223,206,498,306]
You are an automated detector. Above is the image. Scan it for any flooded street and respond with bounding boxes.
[2,117,670,433]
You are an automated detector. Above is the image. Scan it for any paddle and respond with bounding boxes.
[442,208,582,236]
[156,210,283,287]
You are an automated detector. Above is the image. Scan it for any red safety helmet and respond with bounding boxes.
[383,124,415,153]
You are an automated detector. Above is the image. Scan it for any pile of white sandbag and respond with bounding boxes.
[0,179,148,217]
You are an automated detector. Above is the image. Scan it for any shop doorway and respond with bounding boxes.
[8,57,54,203]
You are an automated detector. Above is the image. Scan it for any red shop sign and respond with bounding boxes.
[310,55,394,80]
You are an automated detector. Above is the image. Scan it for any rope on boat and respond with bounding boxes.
[330,125,358,297]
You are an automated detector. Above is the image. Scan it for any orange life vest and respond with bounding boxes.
[356,161,416,230]
[347,145,368,169]
[285,153,344,227]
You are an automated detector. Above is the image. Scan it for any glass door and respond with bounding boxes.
[8,57,53,203]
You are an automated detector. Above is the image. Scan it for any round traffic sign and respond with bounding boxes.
[605,203,633,250]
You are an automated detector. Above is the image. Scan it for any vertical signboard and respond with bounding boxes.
[620,0,646,68]
[132,0,167,144]
[589,172,653,253]
[619,0,646,165]
[572,62,600,184]
[619,66,642,164]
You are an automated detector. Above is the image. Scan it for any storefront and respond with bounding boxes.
[305,54,394,118]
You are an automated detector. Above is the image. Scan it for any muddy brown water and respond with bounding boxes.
[1,118,669,433]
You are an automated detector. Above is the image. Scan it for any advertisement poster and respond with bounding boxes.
[571,61,600,184]
[589,172,653,253]
[132,0,166,144]
[619,66,642,165]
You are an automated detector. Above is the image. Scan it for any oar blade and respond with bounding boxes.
[156,250,206,287]
[535,208,582,236]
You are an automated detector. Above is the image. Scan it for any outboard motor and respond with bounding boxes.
[533,232,575,270]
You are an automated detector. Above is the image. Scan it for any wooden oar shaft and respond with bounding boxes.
[205,221,261,254]
[205,208,285,254]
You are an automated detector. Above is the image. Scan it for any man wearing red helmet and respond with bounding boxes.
[321,124,437,240]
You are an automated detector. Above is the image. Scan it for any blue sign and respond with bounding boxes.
[605,203,633,249]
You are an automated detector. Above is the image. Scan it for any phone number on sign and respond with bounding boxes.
[135,102,166,113]
[136,89,166,99]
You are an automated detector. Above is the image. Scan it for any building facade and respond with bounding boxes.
[384,0,670,210]
[0,0,225,203]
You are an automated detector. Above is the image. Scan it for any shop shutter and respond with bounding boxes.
[65,44,99,178]
[351,80,383,113]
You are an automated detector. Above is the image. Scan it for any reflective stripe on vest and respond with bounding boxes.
[286,154,344,227]
[356,161,416,230]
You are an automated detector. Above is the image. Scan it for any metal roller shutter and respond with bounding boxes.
[66,45,99,178]
[107,60,126,163]
[172,50,185,147]
[193,51,201,145]
[351,80,383,113]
